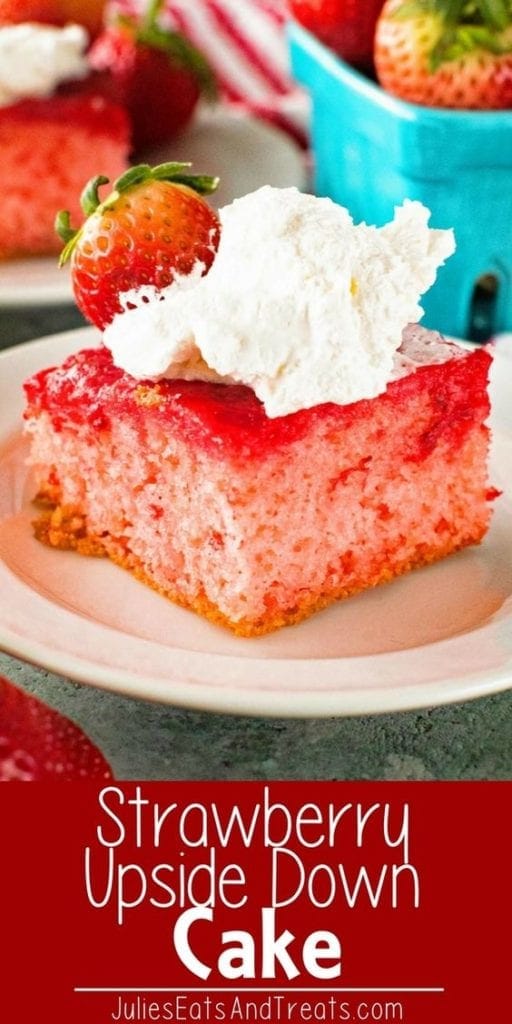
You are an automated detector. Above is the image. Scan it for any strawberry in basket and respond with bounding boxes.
[375,0,512,108]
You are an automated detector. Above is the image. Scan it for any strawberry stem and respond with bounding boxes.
[399,0,512,26]
[113,0,217,99]
[136,17,217,100]
[151,161,220,194]
[113,164,157,193]
[144,0,165,32]
[113,162,220,196]
[80,174,110,216]
[55,211,82,268]
[443,0,466,22]
[55,210,76,245]
[403,0,512,69]
[478,0,510,29]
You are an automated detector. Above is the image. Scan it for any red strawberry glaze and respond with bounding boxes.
[0,676,113,782]
[23,343,491,460]
[0,91,129,138]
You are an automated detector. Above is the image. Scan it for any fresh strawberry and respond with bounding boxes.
[375,0,512,108]
[289,0,385,68]
[0,0,60,23]
[56,161,220,330]
[89,0,216,151]
[0,676,113,781]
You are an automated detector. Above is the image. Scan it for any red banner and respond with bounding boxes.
[1,782,509,1022]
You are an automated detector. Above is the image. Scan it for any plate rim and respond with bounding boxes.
[0,329,511,719]
[1,623,511,719]
[0,258,73,308]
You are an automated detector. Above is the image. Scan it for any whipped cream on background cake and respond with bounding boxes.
[104,186,456,418]
[0,23,90,107]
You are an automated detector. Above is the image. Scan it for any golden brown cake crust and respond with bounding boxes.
[32,500,486,638]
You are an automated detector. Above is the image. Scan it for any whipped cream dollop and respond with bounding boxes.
[0,23,90,107]
[104,187,455,418]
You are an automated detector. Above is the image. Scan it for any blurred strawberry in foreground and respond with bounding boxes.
[57,161,220,330]
[89,0,216,151]
[0,676,112,781]
[289,0,384,68]
[375,0,512,108]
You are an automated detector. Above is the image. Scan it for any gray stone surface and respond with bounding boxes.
[0,305,85,346]
[1,307,511,780]
[1,652,511,780]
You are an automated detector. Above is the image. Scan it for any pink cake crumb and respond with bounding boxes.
[23,326,495,636]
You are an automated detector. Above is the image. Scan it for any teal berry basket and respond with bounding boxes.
[288,20,512,340]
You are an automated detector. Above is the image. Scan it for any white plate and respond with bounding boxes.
[0,330,511,717]
[0,258,74,308]
[0,109,306,309]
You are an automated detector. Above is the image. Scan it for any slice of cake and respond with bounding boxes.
[0,22,129,258]
[0,93,130,258]
[22,182,497,636]
[23,326,494,636]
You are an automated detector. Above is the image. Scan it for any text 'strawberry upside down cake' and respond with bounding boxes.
[23,171,497,636]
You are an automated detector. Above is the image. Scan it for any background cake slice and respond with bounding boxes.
[23,326,495,637]
[0,19,130,259]
[0,93,129,258]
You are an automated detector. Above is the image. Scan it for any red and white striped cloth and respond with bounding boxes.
[108,0,309,146]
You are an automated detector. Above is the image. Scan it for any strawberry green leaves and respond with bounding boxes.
[56,163,219,267]
[376,0,512,104]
